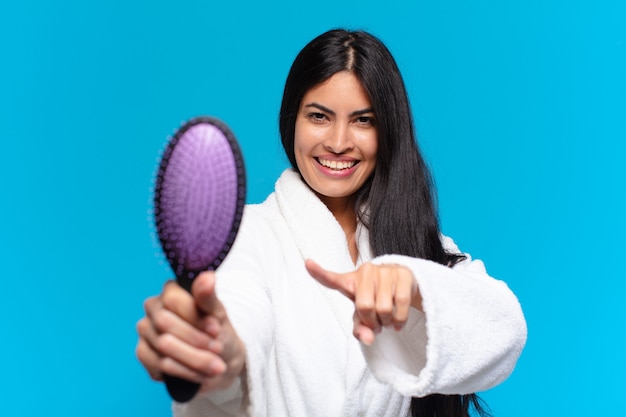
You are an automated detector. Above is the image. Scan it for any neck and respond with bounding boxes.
[318,194,359,264]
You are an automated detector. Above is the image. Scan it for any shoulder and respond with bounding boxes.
[239,196,279,235]
[240,168,307,232]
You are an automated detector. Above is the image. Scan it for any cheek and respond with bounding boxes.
[294,122,323,156]
[368,141,378,160]
[294,138,305,165]
[293,129,312,174]
[356,132,378,160]
[294,120,307,152]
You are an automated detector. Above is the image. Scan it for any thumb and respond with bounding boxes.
[305,259,354,300]
[191,271,226,319]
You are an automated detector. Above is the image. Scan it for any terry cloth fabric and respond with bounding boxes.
[173,169,527,417]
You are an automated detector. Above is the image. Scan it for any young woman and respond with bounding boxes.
[136,29,527,417]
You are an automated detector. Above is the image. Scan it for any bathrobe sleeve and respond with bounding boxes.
[173,206,276,417]
[363,236,527,397]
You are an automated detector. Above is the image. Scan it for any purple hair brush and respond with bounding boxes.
[153,116,246,402]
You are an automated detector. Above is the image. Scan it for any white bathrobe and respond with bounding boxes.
[173,169,527,417]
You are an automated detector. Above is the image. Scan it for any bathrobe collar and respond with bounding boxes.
[274,169,372,273]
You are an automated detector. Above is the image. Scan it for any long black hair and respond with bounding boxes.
[279,29,490,417]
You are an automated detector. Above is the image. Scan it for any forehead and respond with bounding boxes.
[301,72,372,108]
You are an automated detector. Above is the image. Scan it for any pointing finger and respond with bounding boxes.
[305,259,355,300]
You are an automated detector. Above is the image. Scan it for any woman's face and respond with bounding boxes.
[294,71,378,208]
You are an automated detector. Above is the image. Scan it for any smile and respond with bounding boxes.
[316,157,357,170]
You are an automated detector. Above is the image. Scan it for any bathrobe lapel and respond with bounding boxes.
[273,169,372,401]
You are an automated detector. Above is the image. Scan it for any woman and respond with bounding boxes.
[136,29,527,417]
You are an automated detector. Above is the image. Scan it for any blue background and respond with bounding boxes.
[1,1,624,415]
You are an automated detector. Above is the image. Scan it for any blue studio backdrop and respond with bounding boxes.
[1,1,624,416]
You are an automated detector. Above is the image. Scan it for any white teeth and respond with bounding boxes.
[318,158,356,170]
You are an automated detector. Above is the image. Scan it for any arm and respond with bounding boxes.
[364,249,527,396]
[306,237,527,397]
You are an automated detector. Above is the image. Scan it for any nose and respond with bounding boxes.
[323,122,354,154]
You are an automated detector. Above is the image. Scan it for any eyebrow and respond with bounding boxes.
[303,102,374,117]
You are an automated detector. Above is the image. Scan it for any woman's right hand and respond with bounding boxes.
[135,271,246,394]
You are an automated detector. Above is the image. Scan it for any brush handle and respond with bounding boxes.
[165,375,201,403]
[164,271,200,402]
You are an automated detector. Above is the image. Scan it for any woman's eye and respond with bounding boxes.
[308,112,327,122]
[356,116,375,126]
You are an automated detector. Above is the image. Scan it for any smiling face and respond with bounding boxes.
[294,71,378,210]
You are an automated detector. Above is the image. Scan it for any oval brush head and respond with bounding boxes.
[154,117,246,291]
[153,116,246,402]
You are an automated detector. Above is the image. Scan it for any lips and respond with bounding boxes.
[316,157,358,170]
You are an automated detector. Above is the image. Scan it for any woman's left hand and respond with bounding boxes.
[305,259,422,345]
